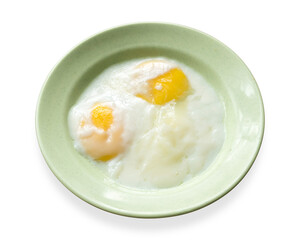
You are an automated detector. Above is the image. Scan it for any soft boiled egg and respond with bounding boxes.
[80,104,123,161]
[68,58,225,189]
[69,101,127,161]
[133,60,190,105]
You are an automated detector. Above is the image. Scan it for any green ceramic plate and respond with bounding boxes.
[36,23,264,218]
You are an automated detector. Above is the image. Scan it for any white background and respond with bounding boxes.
[1,0,299,239]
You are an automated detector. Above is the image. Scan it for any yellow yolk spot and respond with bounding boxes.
[79,104,124,161]
[91,105,113,131]
[136,67,190,105]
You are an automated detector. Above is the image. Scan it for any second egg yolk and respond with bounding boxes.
[136,67,190,105]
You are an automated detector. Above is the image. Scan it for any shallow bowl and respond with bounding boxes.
[36,23,264,218]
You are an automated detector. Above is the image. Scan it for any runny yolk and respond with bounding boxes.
[79,104,123,161]
[136,67,190,105]
[91,105,113,131]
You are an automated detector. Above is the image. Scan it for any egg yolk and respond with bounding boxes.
[136,61,190,105]
[91,105,113,131]
[80,104,123,161]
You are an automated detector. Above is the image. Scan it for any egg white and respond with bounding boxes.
[68,57,225,189]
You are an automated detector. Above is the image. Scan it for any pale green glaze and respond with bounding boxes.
[36,23,264,218]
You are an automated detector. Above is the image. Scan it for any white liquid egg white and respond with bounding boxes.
[68,57,225,189]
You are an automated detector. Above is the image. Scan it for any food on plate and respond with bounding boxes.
[68,58,225,188]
